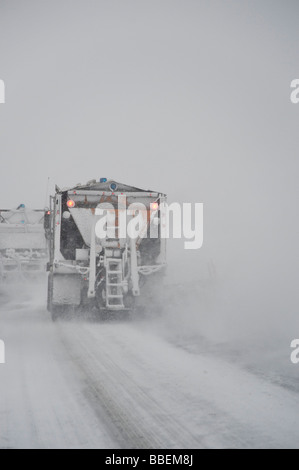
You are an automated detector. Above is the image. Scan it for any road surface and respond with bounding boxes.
[0,283,299,449]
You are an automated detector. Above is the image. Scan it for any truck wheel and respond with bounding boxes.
[51,305,64,322]
[47,274,53,313]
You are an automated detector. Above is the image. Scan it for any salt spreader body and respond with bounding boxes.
[46,179,167,320]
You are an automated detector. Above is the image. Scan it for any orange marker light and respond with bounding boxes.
[67,200,75,208]
[151,202,159,211]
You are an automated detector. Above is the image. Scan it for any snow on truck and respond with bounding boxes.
[0,205,48,280]
[46,179,167,320]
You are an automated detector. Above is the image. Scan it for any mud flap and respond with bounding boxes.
[50,274,82,307]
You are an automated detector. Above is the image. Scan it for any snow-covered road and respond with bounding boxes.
[1,286,299,449]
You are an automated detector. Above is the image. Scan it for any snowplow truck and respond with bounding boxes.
[46,179,167,320]
[0,205,48,280]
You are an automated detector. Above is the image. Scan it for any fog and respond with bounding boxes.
[1,1,299,390]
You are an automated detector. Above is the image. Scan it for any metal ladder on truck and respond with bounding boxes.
[106,258,125,309]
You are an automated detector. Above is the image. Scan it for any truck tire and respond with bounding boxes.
[51,305,64,322]
[48,274,63,321]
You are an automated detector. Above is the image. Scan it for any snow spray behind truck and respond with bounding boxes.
[46,179,167,320]
[0,205,48,280]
